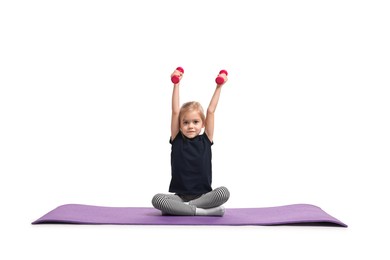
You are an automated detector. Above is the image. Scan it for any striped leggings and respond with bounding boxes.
[151,186,230,216]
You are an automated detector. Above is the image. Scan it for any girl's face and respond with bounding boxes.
[180,110,204,139]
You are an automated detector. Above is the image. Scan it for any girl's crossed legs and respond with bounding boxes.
[151,186,230,216]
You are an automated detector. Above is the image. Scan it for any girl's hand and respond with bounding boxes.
[215,70,228,86]
[171,67,184,84]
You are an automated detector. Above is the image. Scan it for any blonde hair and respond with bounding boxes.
[179,101,205,124]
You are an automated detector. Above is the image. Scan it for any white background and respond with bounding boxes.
[1,0,389,259]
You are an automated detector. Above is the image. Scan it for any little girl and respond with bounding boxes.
[151,68,230,216]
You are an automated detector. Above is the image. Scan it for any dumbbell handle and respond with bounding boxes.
[171,67,184,84]
[215,70,228,85]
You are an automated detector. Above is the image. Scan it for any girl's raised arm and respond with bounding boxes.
[170,68,183,140]
[205,71,228,142]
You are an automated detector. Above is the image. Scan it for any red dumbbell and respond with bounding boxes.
[215,70,228,85]
[171,67,184,84]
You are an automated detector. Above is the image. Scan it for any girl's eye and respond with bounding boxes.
[194,120,199,124]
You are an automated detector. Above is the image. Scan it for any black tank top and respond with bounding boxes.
[169,132,213,195]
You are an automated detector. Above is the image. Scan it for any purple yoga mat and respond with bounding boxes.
[32,204,347,227]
